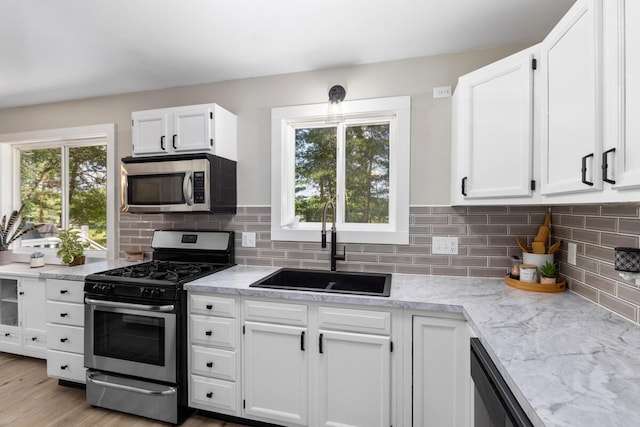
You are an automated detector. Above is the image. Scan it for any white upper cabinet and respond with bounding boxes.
[539,0,603,196]
[451,48,537,205]
[603,0,640,190]
[132,103,237,160]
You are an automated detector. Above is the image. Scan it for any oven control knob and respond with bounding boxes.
[100,285,114,294]
[150,288,161,298]
[91,284,101,293]
[140,287,150,297]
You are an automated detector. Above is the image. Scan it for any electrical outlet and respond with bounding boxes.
[432,236,458,255]
[433,86,452,98]
[242,232,256,248]
[568,242,577,265]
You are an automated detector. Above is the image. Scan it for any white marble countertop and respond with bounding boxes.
[0,259,139,281]
[186,265,640,427]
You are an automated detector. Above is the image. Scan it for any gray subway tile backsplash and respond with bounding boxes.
[120,203,640,325]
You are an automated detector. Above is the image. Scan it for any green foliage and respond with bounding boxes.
[294,123,390,224]
[0,206,42,251]
[538,261,558,278]
[56,228,90,264]
[20,144,107,247]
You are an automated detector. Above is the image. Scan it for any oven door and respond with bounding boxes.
[85,297,177,383]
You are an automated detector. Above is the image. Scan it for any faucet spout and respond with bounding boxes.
[321,199,346,271]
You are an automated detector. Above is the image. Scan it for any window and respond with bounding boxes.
[0,124,116,258]
[272,96,410,244]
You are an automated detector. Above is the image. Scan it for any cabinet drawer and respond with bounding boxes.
[0,329,21,350]
[47,323,84,353]
[47,301,84,326]
[190,375,237,413]
[46,279,85,303]
[243,300,307,326]
[318,306,391,335]
[23,333,47,354]
[47,349,86,383]
[191,345,237,381]
[190,294,236,318]
[190,315,236,349]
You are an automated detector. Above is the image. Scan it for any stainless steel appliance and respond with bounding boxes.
[470,338,533,427]
[84,230,234,424]
[121,153,236,214]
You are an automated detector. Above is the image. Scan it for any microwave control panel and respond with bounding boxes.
[194,171,206,203]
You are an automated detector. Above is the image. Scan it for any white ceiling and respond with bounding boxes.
[0,0,576,109]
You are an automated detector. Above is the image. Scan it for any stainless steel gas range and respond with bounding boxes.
[83,230,234,424]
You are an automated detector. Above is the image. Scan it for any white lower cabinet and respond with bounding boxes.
[45,278,86,383]
[188,293,241,417]
[413,315,472,427]
[187,292,473,427]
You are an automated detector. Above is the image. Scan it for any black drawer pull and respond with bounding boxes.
[60,290,68,294]
[60,365,68,370]
[205,330,213,336]
[32,337,38,341]
[60,313,68,317]
[60,338,68,343]
[172,134,177,149]
[160,135,165,150]
[206,304,213,310]
[4,333,9,337]
[581,153,595,186]
[206,362,213,368]
[206,392,213,399]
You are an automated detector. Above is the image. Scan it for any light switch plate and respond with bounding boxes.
[432,236,458,254]
[568,242,577,265]
[242,232,256,248]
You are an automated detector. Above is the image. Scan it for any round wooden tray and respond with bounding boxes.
[504,275,566,293]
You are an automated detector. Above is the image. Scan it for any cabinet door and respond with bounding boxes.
[243,321,308,426]
[0,277,19,328]
[132,110,169,155]
[413,316,470,427]
[604,0,640,190]
[20,278,47,335]
[455,49,535,200]
[172,105,213,153]
[317,330,390,427]
[540,0,603,195]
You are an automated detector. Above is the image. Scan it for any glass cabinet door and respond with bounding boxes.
[0,278,19,327]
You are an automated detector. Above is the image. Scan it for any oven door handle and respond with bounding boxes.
[87,372,177,396]
[84,297,175,312]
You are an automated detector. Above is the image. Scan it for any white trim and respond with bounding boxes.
[271,96,410,244]
[0,124,116,260]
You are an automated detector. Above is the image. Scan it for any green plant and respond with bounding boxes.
[56,228,90,264]
[538,261,558,278]
[0,206,41,251]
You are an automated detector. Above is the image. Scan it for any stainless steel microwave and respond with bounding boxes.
[121,153,236,214]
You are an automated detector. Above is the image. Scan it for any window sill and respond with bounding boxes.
[271,227,409,245]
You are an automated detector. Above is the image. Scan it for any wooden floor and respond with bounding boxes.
[0,352,246,427]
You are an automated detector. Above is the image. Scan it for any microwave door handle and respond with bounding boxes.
[183,171,194,206]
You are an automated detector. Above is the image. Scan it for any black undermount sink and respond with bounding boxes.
[249,268,392,297]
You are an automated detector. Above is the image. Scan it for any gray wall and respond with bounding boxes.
[0,44,527,206]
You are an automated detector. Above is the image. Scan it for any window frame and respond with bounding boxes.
[0,124,116,259]
[271,96,410,244]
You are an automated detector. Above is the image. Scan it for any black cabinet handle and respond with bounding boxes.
[206,392,213,399]
[319,333,324,354]
[206,362,213,368]
[172,134,177,149]
[461,177,468,196]
[205,330,212,336]
[60,313,68,317]
[206,304,213,310]
[60,365,68,370]
[19,291,24,295]
[160,135,165,150]
[581,153,595,186]
[32,337,37,341]
[301,331,305,351]
[60,290,68,294]
[4,333,9,337]
[602,148,616,184]
[60,338,68,343]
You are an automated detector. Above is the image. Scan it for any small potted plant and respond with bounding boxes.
[56,228,90,266]
[538,261,558,284]
[0,206,42,265]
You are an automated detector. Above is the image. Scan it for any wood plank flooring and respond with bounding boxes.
[0,352,246,427]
